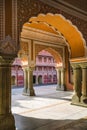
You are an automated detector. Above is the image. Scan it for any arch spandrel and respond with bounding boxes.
[29,13,86,58]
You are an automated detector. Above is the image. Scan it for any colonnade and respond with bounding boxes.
[71,62,87,107]
[22,66,66,94]
[56,67,66,91]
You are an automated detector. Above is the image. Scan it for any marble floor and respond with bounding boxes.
[12,85,87,130]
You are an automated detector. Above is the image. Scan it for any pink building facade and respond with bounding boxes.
[11,58,24,87]
[11,50,57,87]
[33,50,57,85]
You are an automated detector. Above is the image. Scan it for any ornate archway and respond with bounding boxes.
[19,18,69,95]
[29,13,86,58]
[19,13,87,107]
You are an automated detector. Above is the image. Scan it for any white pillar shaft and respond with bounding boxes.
[61,69,65,86]
[82,68,87,96]
[58,69,61,86]
[27,67,35,96]
[36,75,38,84]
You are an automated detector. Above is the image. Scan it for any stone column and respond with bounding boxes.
[22,67,28,95]
[0,58,15,130]
[80,64,87,105]
[0,36,17,130]
[56,68,61,90]
[71,65,82,104]
[27,66,35,96]
[61,68,66,91]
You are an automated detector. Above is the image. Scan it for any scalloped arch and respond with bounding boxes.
[23,21,71,55]
[29,13,86,58]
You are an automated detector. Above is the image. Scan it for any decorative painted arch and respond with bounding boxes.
[29,13,86,58]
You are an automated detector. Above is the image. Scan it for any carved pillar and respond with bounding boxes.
[27,66,35,96]
[80,64,87,105]
[0,58,15,130]
[0,36,17,130]
[56,68,61,90]
[71,65,82,104]
[61,68,66,91]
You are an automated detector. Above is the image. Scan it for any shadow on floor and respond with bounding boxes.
[14,114,87,130]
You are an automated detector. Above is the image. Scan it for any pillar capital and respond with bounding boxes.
[27,66,35,71]
[71,64,80,69]
[61,68,66,72]
[79,62,87,69]
[55,67,62,70]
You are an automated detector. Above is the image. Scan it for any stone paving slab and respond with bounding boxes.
[12,85,87,130]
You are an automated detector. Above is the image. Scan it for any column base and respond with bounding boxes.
[56,85,66,91]
[27,88,35,96]
[71,95,87,107]
[23,88,35,96]
[56,85,61,90]
[71,94,80,105]
[0,113,15,130]
[61,85,66,91]
[22,87,27,95]
[81,96,87,106]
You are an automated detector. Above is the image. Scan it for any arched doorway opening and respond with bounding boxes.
[33,75,36,84]
[18,13,86,107]
[11,76,16,86]
[19,19,70,96]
